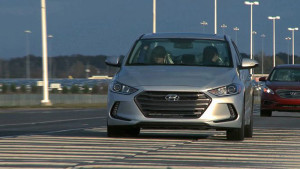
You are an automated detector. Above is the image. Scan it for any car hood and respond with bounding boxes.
[116,66,236,89]
[266,81,300,90]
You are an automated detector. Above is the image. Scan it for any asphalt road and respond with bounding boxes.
[0,106,299,168]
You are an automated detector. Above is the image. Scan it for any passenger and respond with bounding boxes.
[203,46,221,66]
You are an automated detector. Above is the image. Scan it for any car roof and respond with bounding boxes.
[275,64,300,69]
[140,33,226,40]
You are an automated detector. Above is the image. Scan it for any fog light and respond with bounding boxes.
[227,104,238,120]
[110,102,131,121]
[214,104,238,123]
[111,102,120,118]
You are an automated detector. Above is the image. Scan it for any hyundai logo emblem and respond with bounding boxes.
[165,94,180,101]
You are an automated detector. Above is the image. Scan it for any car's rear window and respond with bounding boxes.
[269,68,300,82]
[126,39,233,67]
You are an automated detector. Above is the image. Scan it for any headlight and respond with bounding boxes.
[208,83,242,96]
[110,81,138,95]
[263,86,274,94]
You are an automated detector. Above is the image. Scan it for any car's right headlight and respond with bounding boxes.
[109,81,138,95]
[262,86,274,94]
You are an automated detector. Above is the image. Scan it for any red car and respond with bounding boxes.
[259,64,300,116]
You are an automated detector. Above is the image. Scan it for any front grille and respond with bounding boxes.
[277,104,300,108]
[276,90,300,99]
[135,91,212,119]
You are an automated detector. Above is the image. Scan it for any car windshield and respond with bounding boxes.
[126,39,232,67]
[269,68,300,82]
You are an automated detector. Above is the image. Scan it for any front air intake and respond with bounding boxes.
[135,91,212,119]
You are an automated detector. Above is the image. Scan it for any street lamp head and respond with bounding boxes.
[252,31,257,35]
[233,27,239,31]
[200,21,208,26]
[244,1,251,5]
[285,37,291,40]
[48,35,54,38]
[244,1,259,5]
[268,16,280,20]
[24,30,32,34]
[221,24,227,28]
[288,27,299,31]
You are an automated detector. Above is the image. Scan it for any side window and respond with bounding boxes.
[232,41,242,66]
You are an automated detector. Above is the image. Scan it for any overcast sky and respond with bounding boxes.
[0,0,299,59]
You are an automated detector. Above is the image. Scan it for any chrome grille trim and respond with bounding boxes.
[135,91,212,119]
[276,89,300,99]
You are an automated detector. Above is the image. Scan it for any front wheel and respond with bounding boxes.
[245,96,254,138]
[107,125,140,137]
[244,113,253,138]
[227,99,245,141]
[226,122,245,141]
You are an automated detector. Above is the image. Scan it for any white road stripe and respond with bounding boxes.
[0,128,298,168]
[0,117,105,127]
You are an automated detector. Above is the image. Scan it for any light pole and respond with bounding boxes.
[24,30,32,79]
[153,0,156,33]
[214,0,217,34]
[268,16,280,68]
[48,34,53,78]
[200,21,208,33]
[288,27,298,64]
[261,34,266,74]
[245,1,259,74]
[220,24,227,35]
[252,31,257,56]
[233,27,239,45]
[252,31,257,74]
[41,0,51,106]
[285,37,291,64]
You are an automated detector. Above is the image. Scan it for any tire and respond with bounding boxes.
[244,113,253,138]
[226,99,245,141]
[245,96,254,138]
[107,125,140,137]
[226,122,245,141]
[260,110,272,117]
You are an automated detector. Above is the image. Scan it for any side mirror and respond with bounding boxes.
[240,58,259,69]
[105,56,124,67]
[259,77,267,81]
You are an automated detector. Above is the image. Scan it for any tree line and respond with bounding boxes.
[0,54,119,78]
[0,53,298,78]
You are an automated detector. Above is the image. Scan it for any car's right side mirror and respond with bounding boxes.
[240,58,259,69]
[259,77,267,81]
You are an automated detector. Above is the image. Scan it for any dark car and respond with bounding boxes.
[259,64,300,116]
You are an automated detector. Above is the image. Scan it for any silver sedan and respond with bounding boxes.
[106,33,258,141]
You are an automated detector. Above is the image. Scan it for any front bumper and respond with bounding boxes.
[107,86,245,130]
[261,93,300,111]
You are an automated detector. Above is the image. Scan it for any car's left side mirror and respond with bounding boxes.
[105,56,124,67]
[240,58,259,69]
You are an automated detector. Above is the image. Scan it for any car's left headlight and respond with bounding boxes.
[208,83,242,96]
[110,81,138,95]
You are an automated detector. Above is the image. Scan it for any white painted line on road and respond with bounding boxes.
[0,117,106,127]
[0,127,95,139]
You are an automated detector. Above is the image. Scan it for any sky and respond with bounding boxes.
[0,0,299,59]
